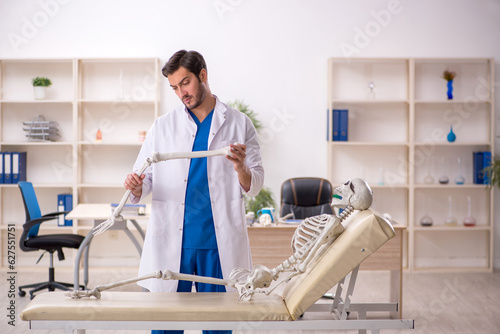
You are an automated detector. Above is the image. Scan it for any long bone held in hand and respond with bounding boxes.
[93,146,233,236]
[69,178,373,301]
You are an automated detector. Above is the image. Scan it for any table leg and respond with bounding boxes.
[74,230,94,290]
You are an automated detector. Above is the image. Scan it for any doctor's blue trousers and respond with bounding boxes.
[151,247,231,334]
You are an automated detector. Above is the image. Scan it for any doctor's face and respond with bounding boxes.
[168,66,207,110]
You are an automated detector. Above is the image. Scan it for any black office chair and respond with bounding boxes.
[18,181,85,299]
[280,177,334,219]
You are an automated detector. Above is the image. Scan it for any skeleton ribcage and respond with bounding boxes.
[291,214,332,257]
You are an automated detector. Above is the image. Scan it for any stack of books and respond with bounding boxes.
[0,152,27,184]
[473,151,492,184]
[327,109,348,141]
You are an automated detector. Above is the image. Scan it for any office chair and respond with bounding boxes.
[280,177,334,219]
[18,181,85,299]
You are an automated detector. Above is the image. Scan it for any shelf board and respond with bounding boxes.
[0,141,73,146]
[0,183,73,188]
[414,141,491,147]
[78,58,157,63]
[1,58,74,63]
[414,99,492,104]
[0,224,74,230]
[331,99,409,104]
[328,141,409,147]
[78,141,143,146]
[0,99,73,104]
[78,99,156,104]
[78,183,124,188]
[413,57,491,63]
[414,184,489,189]
[413,225,491,231]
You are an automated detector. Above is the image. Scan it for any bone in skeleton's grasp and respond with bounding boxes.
[92,145,234,235]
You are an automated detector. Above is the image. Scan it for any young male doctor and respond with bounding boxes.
[124,50,264,334]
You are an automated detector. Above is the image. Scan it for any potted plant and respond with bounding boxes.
[244,186,276,223]
[484,157,500,189]
[32,77,52,100]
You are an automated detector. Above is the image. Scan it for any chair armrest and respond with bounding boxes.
[42,211,69,218]
[23,214,64,231]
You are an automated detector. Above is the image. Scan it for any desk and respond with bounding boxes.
[247,222,406,318]
[66,204,150,290]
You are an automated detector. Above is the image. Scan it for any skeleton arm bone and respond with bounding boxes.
[66,271,163,299]
[66,270,235,299]
[93,146,233,236]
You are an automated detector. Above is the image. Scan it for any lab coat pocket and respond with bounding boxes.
[150,199,168,237]
[229,197,247,234]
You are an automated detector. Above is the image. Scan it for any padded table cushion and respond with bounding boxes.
[21,291,292,322]
[282,209,395,320]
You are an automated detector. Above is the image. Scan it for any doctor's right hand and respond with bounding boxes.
[124,173,145,198]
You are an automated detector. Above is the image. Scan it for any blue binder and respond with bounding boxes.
[11,152,27,183]
[0,152,4,184]
[483,151,492,185]
[339,109,349,141]
[57,194,73,226]
[473,152,484,184]
[332,109,340,141]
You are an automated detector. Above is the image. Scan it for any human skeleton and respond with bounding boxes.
[68,147,373,301]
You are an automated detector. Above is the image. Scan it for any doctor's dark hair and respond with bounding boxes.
[162,50,207,81]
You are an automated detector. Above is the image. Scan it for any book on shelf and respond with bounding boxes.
[473,151,492,184]
[0,152,27,184]
[329,109,348,141]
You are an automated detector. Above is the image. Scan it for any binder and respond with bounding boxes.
[64,194,73,226]
[483,151,492,185]
[332,109,340,141]
[4,153,12,184]
[11,152,27,183]
[339,109,349,141]
[0,152,4,184]
[473,152,484,184]
[57,194,73,226]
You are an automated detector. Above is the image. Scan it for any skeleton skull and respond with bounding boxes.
[331,178,373,210]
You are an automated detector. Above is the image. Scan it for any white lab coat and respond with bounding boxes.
[130,96,264,292]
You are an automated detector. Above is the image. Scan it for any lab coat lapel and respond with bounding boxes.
[208,96,227,149]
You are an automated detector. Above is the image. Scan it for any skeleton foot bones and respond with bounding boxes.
[68,178,373,301]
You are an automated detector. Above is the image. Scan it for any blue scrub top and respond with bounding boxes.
[182,109,218,249]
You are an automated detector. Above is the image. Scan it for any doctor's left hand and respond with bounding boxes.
[226,143,247,173]
[226,143,252,192]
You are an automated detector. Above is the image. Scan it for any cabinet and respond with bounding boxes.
[327,58,494,272]
[0,58,160,269]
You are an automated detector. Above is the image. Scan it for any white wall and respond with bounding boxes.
[1,0,499,268]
